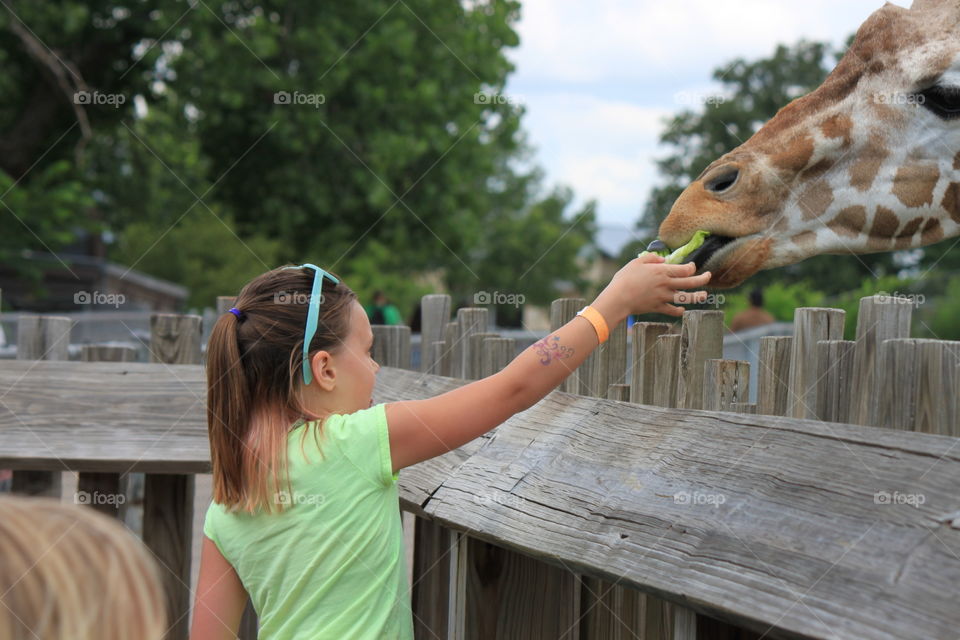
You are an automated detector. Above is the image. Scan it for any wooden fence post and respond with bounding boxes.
[848,295,913,426]
[372,325,412,370]
[421,295,451,373]
[815,340,856,423]
[653,334,682,409]
[676,311,724,410]
[620,322,692,639]
[77,344,139,521]
[456,308,488,380]
[876,339,960,435]
[551,299,586,394]
[787,308,845,419]
[629,322,672,405]
[757,336,792,417]
[702,359,750,412]
[12,315,71,498]
[451,313,581,640]
[145,313,201,640]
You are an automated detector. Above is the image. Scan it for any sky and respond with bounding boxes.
[503,0,912,237]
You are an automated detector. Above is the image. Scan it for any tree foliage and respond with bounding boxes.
[1,1,595,314]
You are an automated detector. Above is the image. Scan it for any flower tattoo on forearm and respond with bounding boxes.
[532,335,574,365]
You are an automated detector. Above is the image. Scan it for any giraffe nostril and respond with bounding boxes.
[703,166,740,194]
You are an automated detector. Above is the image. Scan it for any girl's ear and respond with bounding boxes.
[309,351,336,391]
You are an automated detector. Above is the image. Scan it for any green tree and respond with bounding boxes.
[2,1,593,314]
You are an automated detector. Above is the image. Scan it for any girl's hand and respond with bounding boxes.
[598,252,713,318]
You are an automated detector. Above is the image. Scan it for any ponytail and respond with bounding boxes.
[206,312,254,509]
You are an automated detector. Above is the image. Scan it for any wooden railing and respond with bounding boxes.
[1,292,958,639]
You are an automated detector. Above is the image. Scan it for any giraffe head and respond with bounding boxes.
[656,0,960,289]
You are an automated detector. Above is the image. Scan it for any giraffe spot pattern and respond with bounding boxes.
[799,183,834,221]
[942,182,960,225]
[849,139,888,192]
[921,218,944,244]
[892,164,940,208]
[869,206,900,238]
[772,135,815,173]
[827,205,867,239]
[820,114,854,147]
[893,217,925,249]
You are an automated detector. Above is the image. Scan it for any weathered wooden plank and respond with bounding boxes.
[421,294,452,373]
[876,339,960,435]
[12,314,71,498]
[849,295,913,426]
[702,359,750,412]
[629,322,673,405]
[551,298,586,394]
[481,337,516,378]
[444,321,459,378]
[652,335,681,409]
[456,308,488,379]
[676,311,724,410]
[467,332,499,381]
[149,314,201,366]
[757,336,792,417]
[815,340,856,424]
[607,383,630,401]
[606,317,629,388]
[787,308,845,419]
[148,313,200,640]
[372,324,412,369]
[4,362,960,639]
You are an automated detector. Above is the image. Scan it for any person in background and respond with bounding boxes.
[365,290,402,326]
[0,494,167,640]
[729,287,776,333]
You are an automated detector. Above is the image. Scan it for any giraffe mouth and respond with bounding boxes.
[678,234,736,270]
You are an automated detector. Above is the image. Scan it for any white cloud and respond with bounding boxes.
[506,0,912,227]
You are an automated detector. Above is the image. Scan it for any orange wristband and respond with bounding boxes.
[576,305,609,344]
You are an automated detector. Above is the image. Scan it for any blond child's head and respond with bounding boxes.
[0,495,166,640]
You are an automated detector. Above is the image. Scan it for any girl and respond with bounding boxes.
[191,256,711,639]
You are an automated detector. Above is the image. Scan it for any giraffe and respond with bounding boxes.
[650,0,960,289]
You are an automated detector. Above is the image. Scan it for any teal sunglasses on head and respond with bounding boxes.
[281,263,339,385]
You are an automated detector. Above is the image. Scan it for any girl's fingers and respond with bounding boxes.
[674,290,708,304]
[659,302,684,317]
[663,262,697,276]
[672,272,712,288]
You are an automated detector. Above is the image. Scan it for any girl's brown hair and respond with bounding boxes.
[0,495,166,640]
[206,265,357,514]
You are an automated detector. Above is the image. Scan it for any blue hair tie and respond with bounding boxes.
[229,307,245,321]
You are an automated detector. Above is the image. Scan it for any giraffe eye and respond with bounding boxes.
[918,85,960,120]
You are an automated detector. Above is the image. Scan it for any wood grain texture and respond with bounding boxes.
[702,359,750,412]
[551,299,586,394]
[652,335,682,409]
[676,311,724,410]
[815,340,856,424]
[757,336,792,417]
[787,308,844,419]
[629,322,673,405]
[12,315,71,498]
[421,295,451,373]
[4,362,960,639]
[849,295,912,426]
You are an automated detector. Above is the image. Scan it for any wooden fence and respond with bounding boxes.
[1,291,959,639]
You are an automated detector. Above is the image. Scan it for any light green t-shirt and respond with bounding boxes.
[203,403,414,640]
